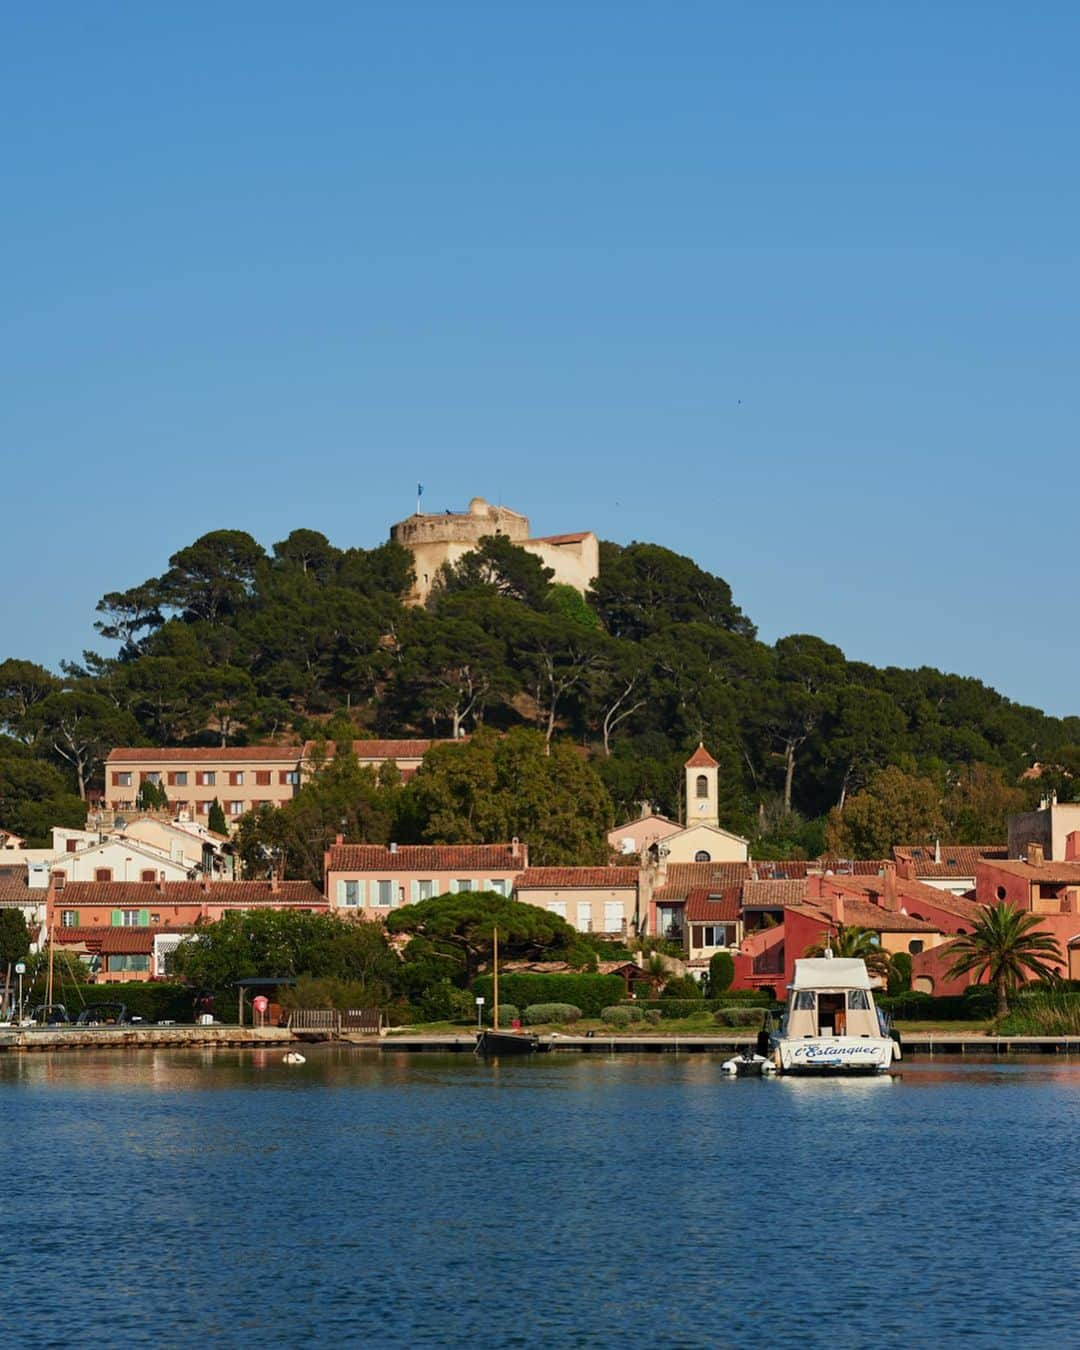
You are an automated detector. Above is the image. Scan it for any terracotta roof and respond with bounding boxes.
[788,901,940,933]
[824,873,984,924]
[684,744,719,769]
[303,739,462,762]
[327,844,525,873]
[107,746,300,763]
[0,872,34,904]
[515,867,638,889]
[977,859,1080,883]
[742,879,807,907]
[54,881,326,906]
[895,844,1008,877]
[684,887,741,922]
[653,863,751,900]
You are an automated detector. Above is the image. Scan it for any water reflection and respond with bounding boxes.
[1,1050,1078,1347]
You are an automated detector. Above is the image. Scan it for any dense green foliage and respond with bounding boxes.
[2,523,1078,855]
[522,1002,581,1025]
[472,972,626,1017]
[707,951,734,995]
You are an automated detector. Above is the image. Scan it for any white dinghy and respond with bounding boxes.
[771,956,900,1075]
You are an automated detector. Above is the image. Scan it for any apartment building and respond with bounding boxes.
[105,747,304,819]
[324,841,527,917]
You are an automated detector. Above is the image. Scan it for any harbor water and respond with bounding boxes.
[2,1049,1077,1348]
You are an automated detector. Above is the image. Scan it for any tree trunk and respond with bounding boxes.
[783,741,796,812]
[996,979,1009,1018]
[2,963,9,1020]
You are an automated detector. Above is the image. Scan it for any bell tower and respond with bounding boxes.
[684,744,719,829]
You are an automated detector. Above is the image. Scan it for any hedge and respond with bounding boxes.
[713,1007,764,1028]
[62,983,198,1024]
[523,1003,582,1025]
[878,988,996,1021]
[622,993,774,1019]
[473,973,625,1018]
[601,1005,644,1025]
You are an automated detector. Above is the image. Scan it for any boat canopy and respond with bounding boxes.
[790,958,874,991]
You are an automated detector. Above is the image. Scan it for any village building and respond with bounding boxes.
[45,836,194,886]
[104,747,303,819]
[512,867,640,937]
[894,843,1008,896]
[1007,795,1080,862]
[324,841,528,917]
[390,496,598,606]
[300,738,461,784]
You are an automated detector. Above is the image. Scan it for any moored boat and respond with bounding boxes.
[771,956,900,1075]
[473,925,548,1057]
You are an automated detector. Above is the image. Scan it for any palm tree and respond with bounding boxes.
[804,923,895,982]
[945,903,1063,1017]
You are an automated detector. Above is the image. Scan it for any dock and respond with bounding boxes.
[377,1033,1080,1056]
[0,1025,294,1053]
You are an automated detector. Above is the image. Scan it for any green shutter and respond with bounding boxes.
[73,911,80,927]
[410,881,419,904]
[111,909,122,927]
[139,909,149,926]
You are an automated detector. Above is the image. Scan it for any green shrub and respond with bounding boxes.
[523,1002,581,1026]
[473,973,624,1017]
[660,975,704,999]
[887,952,912,996]
[495,1003,520,1028]
[878,989,996,1021]
[418,980,475,1023]
[601,1006,633,1026]
[708,951,734,995]
[57,983,196,1024]
[632,980,653,1000]
[645,1009,662,1025]
[713,1007,764,1028]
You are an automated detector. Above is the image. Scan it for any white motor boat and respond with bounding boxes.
[771,956,900,1075]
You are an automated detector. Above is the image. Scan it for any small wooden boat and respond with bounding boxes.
[473,927,546,1057]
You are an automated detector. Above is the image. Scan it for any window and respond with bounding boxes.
[174,800,189,812]
[995,885,1007,900]
[604,901,623,932]
[694,850,712,863]
[151,914,160,924]
[794,991,816,1010]
[61,910,78,928]
[140,870,156,883]
[229,771,244,786]
[121,910,143,926]
[577,903,592,933]
[110,954,150,973]
[701,925,733,947]
[456,880,474,893]
[417,880,435,900]
[114,772,133,787]
[144,772,162,786]
[908,940,924,955]
[488,879,508,896]
[199,771,216,787]
[343,880,361,907]
[377,880,394,907]
[696,774,709,799]
[256,770,271,786]
[229,801,244,816]
[94,868,113,883]
[169,771,188,786]
[547,901,567,919]
[848,989,871,1010]
[279,770,300,786]
[196,801,209,815]
[66,839,78,854]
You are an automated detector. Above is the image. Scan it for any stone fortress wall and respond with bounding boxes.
[390,496,598,605]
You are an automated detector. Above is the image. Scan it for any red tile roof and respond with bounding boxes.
[788,900,941,933]
[515,867,638,889]
[895,844,1007,877]
[827,873,984,924]
[743,879,807,907]
[684,887,741,922]
[303,739,463,762]
[107,746,300,763]
[327,844,525,873]
[653,863,752,900]
[55,881,326,906]
[684,744,719,769]
[0,872,34,904]
[978,858,1080,883]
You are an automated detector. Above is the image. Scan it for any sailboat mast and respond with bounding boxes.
[492,927,499,1030]
[45,920,55,1009]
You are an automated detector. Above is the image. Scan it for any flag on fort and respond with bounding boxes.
[418,483,423,497]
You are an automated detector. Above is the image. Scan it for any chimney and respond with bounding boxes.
[1028,843,1045,867]
[880,861,899,912]
[389,841,398,855]
[335,833,344,846]
[831,892,846,924]
[201,875,210,893]
[1066,832,1080,862]
[511,836,520,859]
[933,837,942,865]
[271,873,280,894]
[156,874,164,892]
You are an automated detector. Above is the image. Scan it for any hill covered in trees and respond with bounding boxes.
[2,525,1077,859]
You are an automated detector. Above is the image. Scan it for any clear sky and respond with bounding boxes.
[3,3,1078,715]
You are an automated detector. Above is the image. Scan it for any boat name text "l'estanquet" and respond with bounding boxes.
[790,1043,884,1060]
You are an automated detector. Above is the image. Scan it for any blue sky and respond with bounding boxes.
[3,3,1078,715]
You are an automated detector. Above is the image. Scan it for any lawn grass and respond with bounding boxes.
[892,1019,994,1034]
[385,1013,752,1037]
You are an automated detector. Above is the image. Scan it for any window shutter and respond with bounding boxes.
[111,909,122,927]
[356,880,367,907]
[139,909,149,926]
[335,880,346,905]
[73,911,80,927]
[482,880,491,893]
[409,881,419,904]
[447,879,458,894]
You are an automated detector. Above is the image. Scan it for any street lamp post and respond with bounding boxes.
[15,962,26,1023]
[475,995,485,1030]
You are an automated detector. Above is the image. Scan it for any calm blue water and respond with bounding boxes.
[1,1049,1078,1348]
